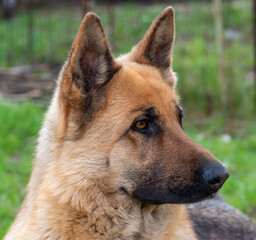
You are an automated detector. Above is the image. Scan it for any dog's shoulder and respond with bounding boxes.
[187,195,256,240]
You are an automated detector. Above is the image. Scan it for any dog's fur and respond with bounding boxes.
[5,7,256,240]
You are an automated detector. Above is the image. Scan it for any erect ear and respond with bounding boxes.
[130,7,176,86]
[60,12,120,114]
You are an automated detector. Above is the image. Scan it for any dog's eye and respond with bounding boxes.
[131,118,158,136]
[134,120,148,130]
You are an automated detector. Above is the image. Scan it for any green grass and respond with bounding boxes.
[0,102,256,238]
[0,102,45,238]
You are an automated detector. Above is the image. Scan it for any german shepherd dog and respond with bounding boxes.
[5,7,256,240]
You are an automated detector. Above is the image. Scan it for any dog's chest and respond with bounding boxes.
[69,204,170,240]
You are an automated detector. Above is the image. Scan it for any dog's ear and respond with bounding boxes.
[60,13,120,114]
[130,7,176,86]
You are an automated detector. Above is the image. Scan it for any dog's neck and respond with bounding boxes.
[35,171,171,240]
[25,168,193,240]
[8,152,196,240]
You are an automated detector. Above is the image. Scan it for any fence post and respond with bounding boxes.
[214,0,227,114]
[81,0,88,17]
[107,3,116,51]
[26,0,34,64]
[254,0,256,114]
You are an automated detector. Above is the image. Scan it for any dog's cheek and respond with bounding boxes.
[108,138,141,188]
[127,160,169,204]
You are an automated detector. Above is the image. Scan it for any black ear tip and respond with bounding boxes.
[82,12,102,25]
[79,12,104,36]
[84,12,99,19]
[162,6,175,17]
[165,6,174,12]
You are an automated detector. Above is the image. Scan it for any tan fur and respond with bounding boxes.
[5,7,226,240]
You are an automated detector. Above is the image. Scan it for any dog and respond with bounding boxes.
[4,7,256,240]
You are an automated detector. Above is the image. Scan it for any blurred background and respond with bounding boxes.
[0,0,255,237]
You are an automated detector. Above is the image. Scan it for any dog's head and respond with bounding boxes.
[52,7,228,206]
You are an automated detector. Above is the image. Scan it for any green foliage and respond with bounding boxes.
[0,9,81,66]
[0,1,254,118]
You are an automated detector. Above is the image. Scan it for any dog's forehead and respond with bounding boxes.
[108,62,179,110]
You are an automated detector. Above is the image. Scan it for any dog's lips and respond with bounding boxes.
[165,182,222,204]
[119,186,130,195]
[132,181,222,205]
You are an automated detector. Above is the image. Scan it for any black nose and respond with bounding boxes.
[203,164,229,190]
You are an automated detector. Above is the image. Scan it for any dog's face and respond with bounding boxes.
[55,7,228,206]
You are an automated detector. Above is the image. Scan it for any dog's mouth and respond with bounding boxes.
[166,184,220,204]
[131,181,224,205]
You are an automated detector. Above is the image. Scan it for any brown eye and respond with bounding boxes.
[135,120,147,130]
